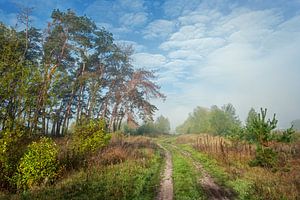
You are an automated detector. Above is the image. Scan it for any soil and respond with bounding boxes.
[157,144,174,200]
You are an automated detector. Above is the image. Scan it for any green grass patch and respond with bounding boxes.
[16,149,163,200]
[169,146,205,200]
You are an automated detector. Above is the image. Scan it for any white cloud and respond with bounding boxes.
[163,0,201,18]
[143,19,175,39]
[119,12,148,27]
[151,7,300,130]
[85,0,147,31]
[132,53,167,69]
[117,0,145,12]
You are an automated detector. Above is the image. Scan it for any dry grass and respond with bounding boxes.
[87,133,158,167]
[6,133,163,200]
[176,134,300,200]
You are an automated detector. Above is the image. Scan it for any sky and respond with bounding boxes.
[1,0,300,130]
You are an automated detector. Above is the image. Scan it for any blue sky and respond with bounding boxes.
[1,0,300,129]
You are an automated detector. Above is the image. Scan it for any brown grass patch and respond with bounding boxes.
[180,134,300,199]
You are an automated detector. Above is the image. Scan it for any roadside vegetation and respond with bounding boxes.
[175,104,300,200]
[1,134,163,200]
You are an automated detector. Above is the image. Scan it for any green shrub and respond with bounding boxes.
[276,126,295,143]
[14,137,59,190]
[249,147,278,168]
[72,119,111,154]
[247,108,280,168]
[0,127,31,190]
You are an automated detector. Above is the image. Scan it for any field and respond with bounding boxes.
[1,133,299,200]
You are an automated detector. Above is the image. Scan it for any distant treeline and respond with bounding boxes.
[124,115,171,135]
[176,104,297,141]
[176,104,241,135]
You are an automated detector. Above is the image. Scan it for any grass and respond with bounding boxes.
[20,155,162,200]
[175,134,300,200]
[179,144,255,200]
[157,139,205,200]
[2,135,164,200]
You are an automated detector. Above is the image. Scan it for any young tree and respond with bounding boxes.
[247,108,278,167]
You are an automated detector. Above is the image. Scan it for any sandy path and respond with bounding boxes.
[157,144,173,200]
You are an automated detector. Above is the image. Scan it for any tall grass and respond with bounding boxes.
[176,134,300,200]
[5,134,164,200]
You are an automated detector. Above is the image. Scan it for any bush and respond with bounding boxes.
[72,119,111,154]
[249,147,278,168]
[14,137,59,190]
[276,127,295,143]
[0,127,32,190]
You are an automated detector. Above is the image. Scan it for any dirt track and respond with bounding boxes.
[157,142,234,200]
[157,144,173,200]
[173,145,233,200]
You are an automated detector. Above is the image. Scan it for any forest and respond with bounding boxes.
[0,8,165,136]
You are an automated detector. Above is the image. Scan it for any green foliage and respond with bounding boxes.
[246,108,279,168]
[249,147,278,168]
[128,115,170,135]
[122,124,137,135]
[72,119,111,154]
[0,126,31,190]
[228,179,255,200]
[244,108,259,142]
[176,104,241,136]
[14,137,59,190]
[135,121,156,135]
[246,108,277,145]
[18,146,163,200]
[176,106,211,134]
[155,115,171,134]
[276,126,295,143]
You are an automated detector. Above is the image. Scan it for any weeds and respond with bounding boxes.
[177,134,300,200]
[5,134,163,200]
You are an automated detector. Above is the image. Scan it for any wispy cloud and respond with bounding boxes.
[132,52,167,69]
[119,12,148,27]
[143,19,175,39]
[84,0,147,25]
[142,5,300,129]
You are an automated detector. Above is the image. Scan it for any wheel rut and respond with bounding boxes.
[157,142,234,200]
[170,144,234,200]
[157,143,173,200]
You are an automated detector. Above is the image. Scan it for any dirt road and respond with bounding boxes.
[172,144,233,200]
[157,140,234,200]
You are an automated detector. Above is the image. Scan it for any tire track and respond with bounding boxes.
[157,143,173,200]
[170,144,234,200]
